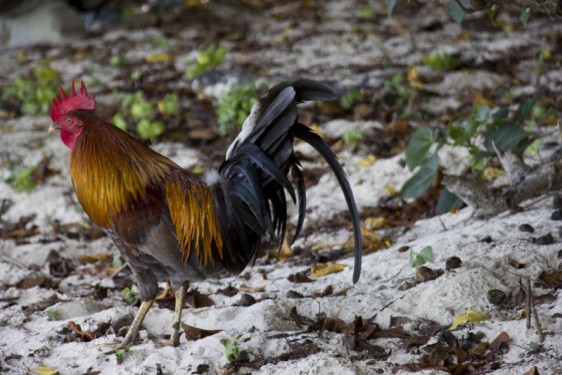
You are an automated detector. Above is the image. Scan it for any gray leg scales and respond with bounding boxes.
[162,285,186,347]
[114,299,155,350]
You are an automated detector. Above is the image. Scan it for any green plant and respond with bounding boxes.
[400,95,541,212]
[187,44,227,79]
[1,64,60,115]
[339,89,363,110]
[216,82,266,137]
[342,128,364,144]
[384,73,413,109]
[422,52,459,71]
[8,166,37,193]
[120,284,140,305]
[46,307,60,320]
[157,93,179,116]
[221,333,243,361]
[410,246,433,268]
[113,91,172,141]
[112,251,123,268]
[115,344,131,364]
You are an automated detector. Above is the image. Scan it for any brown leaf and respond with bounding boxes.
[15,273,58,289]
[25,294,60,313]
[537,271,562,289]
[217,285,239,297]
[488,331,509,353]
[287,271,313,283]
[180,322,221,341]
[185,290,214,308]
[415,266,444,283]
[65,321,111,343]
[289,306,313,327]
[523,366,540,375]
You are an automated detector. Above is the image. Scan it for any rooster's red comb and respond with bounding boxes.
[50,81,96,123]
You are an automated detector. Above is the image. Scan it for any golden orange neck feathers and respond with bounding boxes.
[68,113,224,267]
[69,115,175,227]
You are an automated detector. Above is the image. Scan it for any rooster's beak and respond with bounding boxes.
[49,123,60,133]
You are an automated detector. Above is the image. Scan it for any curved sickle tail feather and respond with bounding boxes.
[293,124,362,283]
[210,80,362,282]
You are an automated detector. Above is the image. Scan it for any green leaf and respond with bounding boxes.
[447,118,479,146]
[400,152,439,199]
[405,127,434,170]
[221,334,243,361]
[486,4,498,23]
[436,188,464,214]
[484,124,532,152]
[492,106,509,121]
[386,0,396,17]
[10,166,36,193]
[409,245,433,268]
[339,89,363,110]
[519,7,531,28]
[475,105,490,122]
[158,93,179,116]
[421,53,459,71]
[136,119,166,140]
[514,94,538,124]
[112,251,123,268]
[112,113,128,131]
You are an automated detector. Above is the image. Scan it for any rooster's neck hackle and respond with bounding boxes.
[69,115,176,227]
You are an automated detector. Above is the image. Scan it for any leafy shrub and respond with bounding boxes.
[216,81,266,137]
[1,65,60,115]
[400,95,541,212]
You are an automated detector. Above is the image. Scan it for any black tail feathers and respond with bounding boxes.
[212,80,362,283]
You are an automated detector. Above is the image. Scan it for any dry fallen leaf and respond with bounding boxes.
[449,310,487,330]
[356,154,377,168]
[144,53,174,64]
[31,366,58,375]
[364,217,387,230]
[181,322,221,341]
[344,226,385,253]
[311,263,347,278]
[523,366,540,375]
[238,284,265,293]
[488,331,510,353]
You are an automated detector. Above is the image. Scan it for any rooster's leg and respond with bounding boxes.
[115,298,155,350]
[163,283,186,347]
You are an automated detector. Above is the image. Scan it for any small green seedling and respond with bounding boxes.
[9,166,37,193]
[115,344,131,364]
[339,89,363,110]
[342,128,364,144]
[120,284,140,305]
[221,333,243,361]
[45,307,60,320]
[112,251,123,268]
[409,245,433,268]
[187,44,227,79]
[157,93,179,117]
[422,52,459,71]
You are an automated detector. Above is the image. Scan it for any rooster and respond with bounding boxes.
[49,80,362,349]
